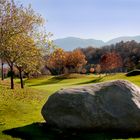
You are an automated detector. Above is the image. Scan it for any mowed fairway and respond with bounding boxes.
[0,73,140,140]
[26,73,140,93]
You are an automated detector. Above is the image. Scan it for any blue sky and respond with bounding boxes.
[16,0,140,41]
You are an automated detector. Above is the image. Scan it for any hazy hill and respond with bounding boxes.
[54,37,104,50]
[106,36,140,45]
[54,35,140,50]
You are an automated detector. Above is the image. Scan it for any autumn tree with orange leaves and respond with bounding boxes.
[46,49,87,75]
[66,49,87,73]
[100,52,123,73]
[46,48,67,75]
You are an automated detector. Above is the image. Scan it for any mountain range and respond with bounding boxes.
[54,35,140,50]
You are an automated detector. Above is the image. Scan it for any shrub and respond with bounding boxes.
[126,69,140,76]
[81,68,87,74]
[89,68,95,73]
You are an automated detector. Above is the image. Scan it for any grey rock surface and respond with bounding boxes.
[41,80,140,131]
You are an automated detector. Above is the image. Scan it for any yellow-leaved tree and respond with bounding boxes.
[0,0,52,89]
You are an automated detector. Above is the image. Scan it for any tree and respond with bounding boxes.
[100,52,123,73]
[79,40,140,72]
[46,48,67,75]
[46,49,87,75]
[95,64,101,74]
[0,59,4,80]
[0,0,47,89]
[124,58,136,72]
[13,34,44,88]
[66,49,87,73]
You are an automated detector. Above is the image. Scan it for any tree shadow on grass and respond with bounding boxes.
[29,77,65,87]
[72,77,103,86]
[3,122,140,140]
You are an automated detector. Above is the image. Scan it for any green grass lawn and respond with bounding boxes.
[0,73,140,140]
[25,73,140,92]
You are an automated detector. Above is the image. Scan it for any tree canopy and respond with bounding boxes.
[0,0,51,89]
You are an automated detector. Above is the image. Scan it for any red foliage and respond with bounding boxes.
[100,52,123,72]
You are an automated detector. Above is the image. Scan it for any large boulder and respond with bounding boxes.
[41,80,140,132]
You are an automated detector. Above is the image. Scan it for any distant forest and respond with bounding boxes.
[79,40,140,72]
[44,40,140,75]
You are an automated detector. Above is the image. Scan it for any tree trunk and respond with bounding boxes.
[1,62,4,80]
[19,68,24,89]
[10,65,14,89]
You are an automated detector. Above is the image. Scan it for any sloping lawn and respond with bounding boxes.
[0,80,50,140]
[25,73,140,92]
[0,73,140,140]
